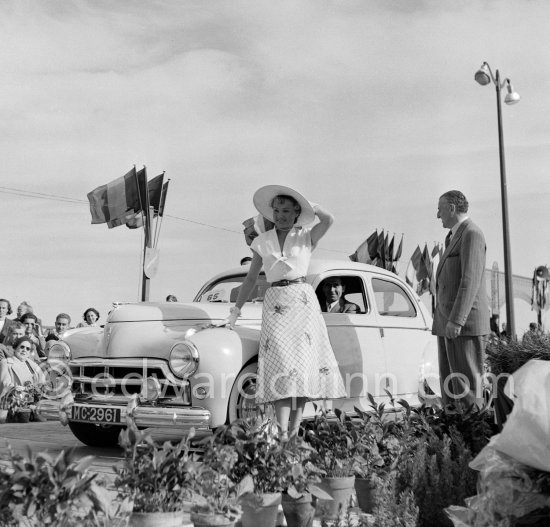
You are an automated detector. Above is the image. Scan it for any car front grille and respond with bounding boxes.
[69,359,191,403]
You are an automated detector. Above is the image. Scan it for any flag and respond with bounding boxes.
[87,167,146,225]
[406,246,422,286]
[416,244,429,282]
[148,174,164,215]
[429,243,441,296]
[416,244,431,295]
[394,234,403,262]
[243,214,275,246]
[158,180,170,217]
[349,230,379,264]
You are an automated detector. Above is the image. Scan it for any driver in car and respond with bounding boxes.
[320,277,360,314]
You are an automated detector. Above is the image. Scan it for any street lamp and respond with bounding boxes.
[475,61,520,339]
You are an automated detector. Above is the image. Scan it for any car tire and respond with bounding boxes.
[226,362,259,424]
[68,421,123,447]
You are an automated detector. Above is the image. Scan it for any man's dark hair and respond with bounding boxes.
[56,313,71,324]
[441,190,469,213]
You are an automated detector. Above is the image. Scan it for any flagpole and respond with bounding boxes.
[139,166,151,302]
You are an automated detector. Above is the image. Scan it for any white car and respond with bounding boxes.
[40,260,439,447]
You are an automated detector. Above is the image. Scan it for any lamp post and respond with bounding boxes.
[475,61,520,339]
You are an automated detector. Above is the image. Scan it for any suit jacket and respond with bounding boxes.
[432,218,490,337]
[323,298,359,314]
[0,318,14,344]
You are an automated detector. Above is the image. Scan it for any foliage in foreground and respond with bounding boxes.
[0,445,114,527]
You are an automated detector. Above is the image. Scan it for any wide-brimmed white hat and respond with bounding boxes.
[253,185,315,227]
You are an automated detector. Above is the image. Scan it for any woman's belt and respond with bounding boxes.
[271,277,306,287]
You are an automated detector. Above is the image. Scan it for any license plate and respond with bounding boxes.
[70,405,122,424]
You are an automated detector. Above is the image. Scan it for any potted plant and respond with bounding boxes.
[280,439,331,527]
[197,419,284,527]
[187,438,246,527]
[0,444,115,526]
[302,407,359,520]
[114,422,194,527]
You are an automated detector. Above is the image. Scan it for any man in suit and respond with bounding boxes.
[321,277,359,313]
[433,190,490,409]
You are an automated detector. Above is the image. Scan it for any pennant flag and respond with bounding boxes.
[158,180,170,217]
[148,174,164,216]
[429,243,441,296]
[416,244,429,282]
[394,234,403,262]
[243,214,275,246]
[87,167,145,225]
[377,230,386,261]
[406,246,422,286]
[367,230,379,260]
[349,230,379,264]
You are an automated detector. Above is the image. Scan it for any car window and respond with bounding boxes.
[196,274,269,303]
[372,278,416,317]
[315,276,367,314]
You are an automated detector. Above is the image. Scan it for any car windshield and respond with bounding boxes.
[195,274,269,304]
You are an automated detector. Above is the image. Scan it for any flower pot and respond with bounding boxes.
[190,512,236,527]
[281,492,315,527]
[240,492,281,527]
[354,477,376,513]
[316,476,355,520]
[15,409,32,423]
[129,510,187,527]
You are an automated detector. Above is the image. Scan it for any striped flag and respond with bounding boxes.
[406,246,422,286]
[87,167,147,226]
[158,180,170,217]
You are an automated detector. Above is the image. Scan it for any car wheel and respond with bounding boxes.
[68,421,123,447]
[226,362,267,423]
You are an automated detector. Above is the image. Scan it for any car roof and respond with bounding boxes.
[207,258,402,283]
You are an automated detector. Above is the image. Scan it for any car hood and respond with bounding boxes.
[107,301,262,323]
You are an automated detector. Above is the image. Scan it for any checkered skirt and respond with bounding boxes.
[255,282,347,404]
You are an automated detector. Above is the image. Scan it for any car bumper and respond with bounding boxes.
[36,398,212,432]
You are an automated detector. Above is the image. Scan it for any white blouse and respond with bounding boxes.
[251,227,312,283]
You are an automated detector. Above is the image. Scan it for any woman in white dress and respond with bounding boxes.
[227,185,346,438]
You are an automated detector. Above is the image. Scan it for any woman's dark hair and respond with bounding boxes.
[13,336,33,350]
[0,299,12,316]
[20,312,38,323]
[82,307,100,321]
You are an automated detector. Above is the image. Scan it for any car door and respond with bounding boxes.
[313,272,388,412]
[368,274,432,402]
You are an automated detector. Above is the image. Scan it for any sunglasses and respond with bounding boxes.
[18,346,31,351]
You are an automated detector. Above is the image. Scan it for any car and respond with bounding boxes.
[38,260,439,447]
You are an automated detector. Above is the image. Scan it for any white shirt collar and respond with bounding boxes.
[450,216,468,238]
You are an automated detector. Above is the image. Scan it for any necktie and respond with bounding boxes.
[445,231,452,248]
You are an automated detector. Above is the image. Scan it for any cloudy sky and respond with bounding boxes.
[2,0,549,331]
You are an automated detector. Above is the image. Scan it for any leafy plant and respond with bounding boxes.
[3,382,45,415]
[0,445,113,526]
[187,438,245,521]
[302,407,360,477]
[114,422,194,513]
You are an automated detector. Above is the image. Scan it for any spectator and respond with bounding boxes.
[0,336,46,397]
[523,322,543,343]
[77,308,100,328]
[166,295,178,302]
[20,313,45,359]
[0,322,25,359]
[48,313,71,339]
[0,298,14,344]
[16,301,32,320]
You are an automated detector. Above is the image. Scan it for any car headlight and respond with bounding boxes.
[169,341,199,378]
[47,341,71,361]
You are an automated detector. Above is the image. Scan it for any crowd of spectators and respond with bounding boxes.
[0,300,101,404]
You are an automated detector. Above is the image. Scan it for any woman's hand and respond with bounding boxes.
[225,306,241,329]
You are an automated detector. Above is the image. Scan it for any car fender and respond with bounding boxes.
[186,325,259,426]
[419,338,441,399]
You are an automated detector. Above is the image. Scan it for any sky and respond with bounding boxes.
[2,0,549,332]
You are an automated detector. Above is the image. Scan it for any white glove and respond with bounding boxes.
[226,306,241,329]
